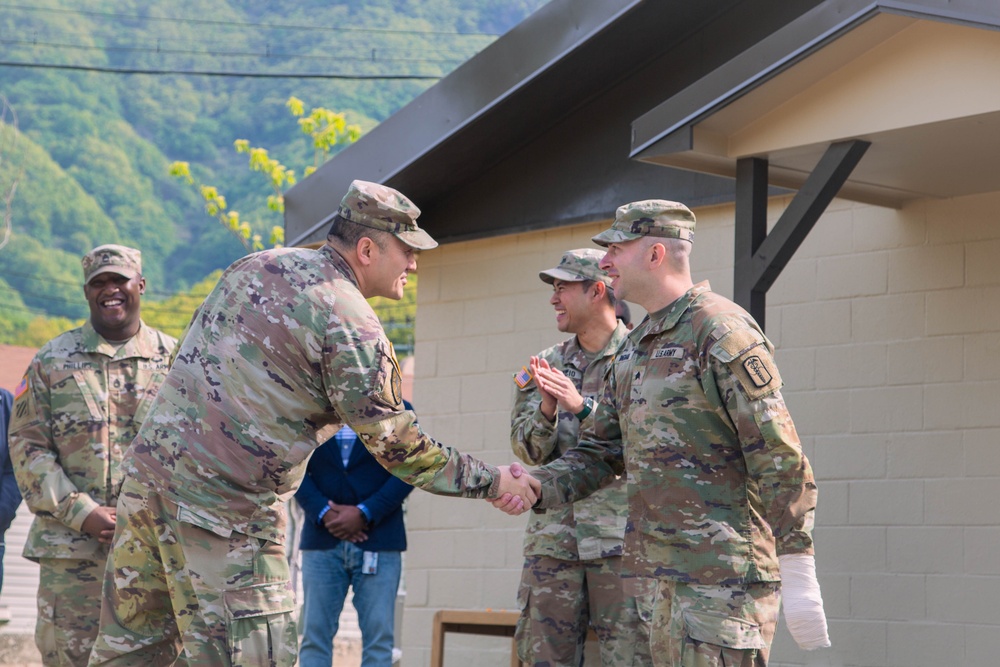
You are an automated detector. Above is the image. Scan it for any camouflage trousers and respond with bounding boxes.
[87,478,297,667]
[35,557,105,666]
[641,579,781,667]
[515,554,653,666]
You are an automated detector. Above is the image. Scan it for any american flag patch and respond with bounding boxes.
[13,374,28,400]
[513,366,533,388]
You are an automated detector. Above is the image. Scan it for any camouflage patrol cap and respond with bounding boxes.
[338,180,438,250]
[81,244,142,283]
[592,199,696,247]
[539,248,611,286]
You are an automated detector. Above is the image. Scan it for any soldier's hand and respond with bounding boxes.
[81,506,117,544]
[533,363,585,415]
[493,463,540,515]
[324,502,369,542]
[529,356,558,421]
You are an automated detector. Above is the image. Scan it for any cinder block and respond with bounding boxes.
[412,377,463,423]
[413,340,439,378]
[813,526,886,573]
[926,191,1000,244]
[886,335,964,385]
[406,529,456,570]
[782,389,851,435]
[460,373,513,413]
[848,480,923,526]
[850,386,924,433]
[963,428,1000,477]
[816,480,848,525]
[851,293,925,343]
[427,568,485,608]
[814,343,887,389]
[775,347,815,391]
[926,286,1000,337]
[464,295,516,336]
[852,202,926,252]
[965,528,1000,575]
[851,574,926,620]
[926,479,1000,525]
[888,526,963,574]
[417,301,466,341]
[966,237,1000,287]
[486,330,550,373]
[966,624,1000,665]
[770,258,817,305]
[887,622,964,666]
[887,432,963,479]
[795,206,855,259]
[963,332,1000,381]
[817,252,888,300]
[436,335,490,377]
[925,575,1000,624]
[887,243,964,294]
[924,381,1000,430]
[779,300,853,348]
[813,434,887,481]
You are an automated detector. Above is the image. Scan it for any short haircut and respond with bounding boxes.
[579,278,616,308]
[327,213,389,251]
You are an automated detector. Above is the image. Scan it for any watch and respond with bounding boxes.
[574,397,595,421]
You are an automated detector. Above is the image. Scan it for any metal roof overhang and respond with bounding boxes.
[631,1,1000,209]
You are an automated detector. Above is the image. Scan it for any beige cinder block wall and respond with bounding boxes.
[404,190,1000,667]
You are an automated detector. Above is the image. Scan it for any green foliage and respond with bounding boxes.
[0,0,549,344]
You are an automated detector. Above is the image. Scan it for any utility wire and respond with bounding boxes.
[0,3,502,38]
[0,60,442,79]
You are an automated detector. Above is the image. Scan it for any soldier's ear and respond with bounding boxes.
[356,237,376,266]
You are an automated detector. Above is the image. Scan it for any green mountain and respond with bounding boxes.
[0,0,547,343]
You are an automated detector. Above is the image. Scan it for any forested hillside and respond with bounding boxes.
[0,0,547,345]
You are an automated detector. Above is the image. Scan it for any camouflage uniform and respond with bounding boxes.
[533,203,818,667]
[513,250,646,667]
[9,318,176,667]
[87,182,505,667]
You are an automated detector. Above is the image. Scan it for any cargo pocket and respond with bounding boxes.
[681,609,765,667]
[514,579,532,662]
[225,582,297,667]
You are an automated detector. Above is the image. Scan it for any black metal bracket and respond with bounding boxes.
[733,139,870,331]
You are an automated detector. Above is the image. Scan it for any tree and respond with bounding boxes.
[0,95,23,252]
[169,97,361,253]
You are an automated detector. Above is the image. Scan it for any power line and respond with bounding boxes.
[0,60,442,79]
[0,3,501,38]
[0,36,480,66]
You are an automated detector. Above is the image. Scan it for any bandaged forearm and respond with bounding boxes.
[779,553,831,650]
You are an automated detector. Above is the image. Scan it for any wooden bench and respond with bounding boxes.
[430,609,521,667]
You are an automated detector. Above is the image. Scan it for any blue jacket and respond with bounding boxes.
[295,403,414,552]
[0,388,23,538]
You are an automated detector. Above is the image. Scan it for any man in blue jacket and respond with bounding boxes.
[0,388,23,602]
[295,400,415,667]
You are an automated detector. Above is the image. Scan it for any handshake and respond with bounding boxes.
[492,462,541,515]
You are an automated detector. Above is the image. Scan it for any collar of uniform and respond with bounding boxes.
[642,281,712,336]
[322,243,361,289]
[81,318,158,359]
[564,319,630,367]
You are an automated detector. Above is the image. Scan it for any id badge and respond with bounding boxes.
[362,551,378,575]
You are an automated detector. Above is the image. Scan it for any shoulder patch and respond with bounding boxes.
[369,341,403,409]
[710,326,781,400]
[712,327,765,363]
[513,365,533,390]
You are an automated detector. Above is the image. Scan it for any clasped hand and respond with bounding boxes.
[321,502,369,543]
[492,462,540,516]
[530,356,586,420]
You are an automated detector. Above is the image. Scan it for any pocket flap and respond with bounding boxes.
[225,582,296,621]
[683,609,766,650]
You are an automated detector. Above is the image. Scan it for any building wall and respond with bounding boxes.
[404,190,1000,666]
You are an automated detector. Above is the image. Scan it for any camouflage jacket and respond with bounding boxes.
[511,322,628,561]
[9,320,176,560]
[533,282,817,585]
[125,244,501,544]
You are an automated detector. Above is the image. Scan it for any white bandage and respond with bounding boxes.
[779,553,831,650]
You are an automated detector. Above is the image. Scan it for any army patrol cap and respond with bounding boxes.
[81,244,142,284]
[592,199,696,247]
[539,248,611,286]
[338,180,438,250]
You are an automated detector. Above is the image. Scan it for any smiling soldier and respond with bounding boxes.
[9,244,177,667]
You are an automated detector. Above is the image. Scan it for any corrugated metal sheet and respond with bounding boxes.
[1,504,39,634]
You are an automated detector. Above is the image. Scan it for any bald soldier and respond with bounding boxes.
[86,181,537,667]
[10,245,176,666]
[501,200,830,665]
